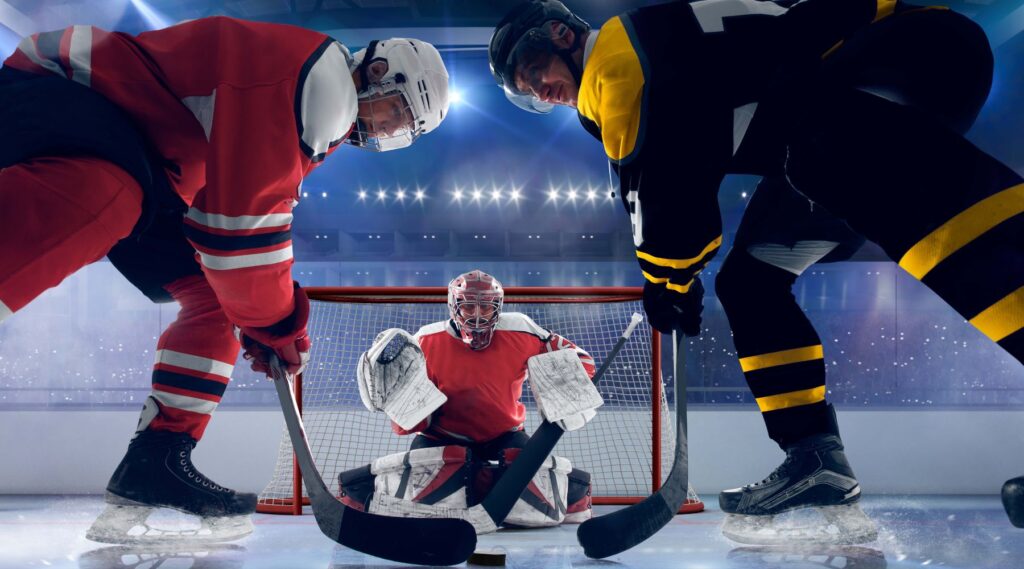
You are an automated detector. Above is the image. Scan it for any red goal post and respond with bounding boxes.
[257,287,703,515]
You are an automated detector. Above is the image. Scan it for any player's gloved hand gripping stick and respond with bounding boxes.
[267,355,476,565]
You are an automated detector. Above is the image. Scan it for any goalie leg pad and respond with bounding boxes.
[371,446,472,508]
[500,448,573,528]
[564,467,593,524]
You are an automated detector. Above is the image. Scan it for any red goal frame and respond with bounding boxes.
[256,286,703,515]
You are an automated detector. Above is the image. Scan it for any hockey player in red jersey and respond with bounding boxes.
[348,270,604,530]
[0,17,449,543]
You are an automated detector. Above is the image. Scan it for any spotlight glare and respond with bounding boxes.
[376,190,387,201]
[741,191,749,199]
[471,189,483,202]
[547,188,560,201]
[567,189,578,201]
[414,189,426,201]
[491,188,502,201]
[396,189,406,201]
[510,189,522,202]
[357,190,368,201]
[452,188,464,202]
[586,189,597,201]
[321,191,328,198]
[450,89,464,104]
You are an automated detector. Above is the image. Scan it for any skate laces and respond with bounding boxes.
[748,448,800,489]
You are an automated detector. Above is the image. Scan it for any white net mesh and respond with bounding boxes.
[258,289,700,511]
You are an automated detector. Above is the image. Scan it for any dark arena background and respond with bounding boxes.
[1,1,1023,568]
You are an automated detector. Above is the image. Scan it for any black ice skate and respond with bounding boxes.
[720,433,877,545]
[86,429,257,545]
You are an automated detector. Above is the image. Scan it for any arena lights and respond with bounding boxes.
[449,89,464,104]
[566,188,578,202]
[376,189,387,201]
[357,190,368,201]
[414,189,426,202]
[471,189,484,202]
[547,188,561,202]
[510,188,522,202]
[395,188,407,202]
[586,189,597,201]
[741,191,749,199]
[451,188,465,202]
[321,191,328,198]
[490,188,503,201]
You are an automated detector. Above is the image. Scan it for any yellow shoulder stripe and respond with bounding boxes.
[898,183,1024,280]
[637,236,723,269]
[577,16,645,163]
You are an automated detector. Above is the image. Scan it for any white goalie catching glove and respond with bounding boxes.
[527,348,603,431]
[357,328,447,431]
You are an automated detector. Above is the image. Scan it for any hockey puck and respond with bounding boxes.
[467,548,506,566]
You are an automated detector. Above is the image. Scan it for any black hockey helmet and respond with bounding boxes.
[488,0,591,113]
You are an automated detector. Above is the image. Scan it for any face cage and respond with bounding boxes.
[496,26,565,114]
[346,91,424,152]
[451,295,502,350]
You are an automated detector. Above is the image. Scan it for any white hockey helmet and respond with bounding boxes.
[346,38,450,152]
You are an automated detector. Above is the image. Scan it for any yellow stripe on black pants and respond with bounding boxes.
[716,248,837,446]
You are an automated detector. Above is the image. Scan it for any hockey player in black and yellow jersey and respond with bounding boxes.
[490,0,1024,543]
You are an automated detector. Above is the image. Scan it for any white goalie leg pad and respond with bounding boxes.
[368,495,499,535]
[503,455,573,528]
[367,446,499,534]
[357,328,447,430]
[371,446,470,510]
[527,349,603,431]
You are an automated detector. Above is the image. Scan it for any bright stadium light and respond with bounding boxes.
[395,188,407,202]
[414,189,426,202]
[510,188,522,202]
[547,188,560,202]
[376,189,387,201]
[471,189,483,202]
[567,188,578,202]
[491,188,503,201]
[357,190,368,201]
[450,89,464,104]
[452,188,464,202]
[586,188,597,201]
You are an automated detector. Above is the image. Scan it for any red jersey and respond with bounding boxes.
[3,18,358,327]
[400,313,597,443]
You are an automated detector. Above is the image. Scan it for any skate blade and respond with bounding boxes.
[86,502,254,545]
[722,503,878,546]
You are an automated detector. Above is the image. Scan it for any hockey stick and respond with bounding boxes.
[475,313,645,533]
[269,357,477,566]
[576,326,689,558]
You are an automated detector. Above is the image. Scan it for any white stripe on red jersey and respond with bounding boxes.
[3,17,358,328]
[154,349,234,380]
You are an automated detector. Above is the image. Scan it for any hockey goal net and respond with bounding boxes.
[257,287,703,515]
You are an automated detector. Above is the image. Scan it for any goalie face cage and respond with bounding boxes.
[257,287,703,515]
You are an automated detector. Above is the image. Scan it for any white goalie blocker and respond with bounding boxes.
[357,328,447,430]
[363,446,577,533]
[527,348,604,431]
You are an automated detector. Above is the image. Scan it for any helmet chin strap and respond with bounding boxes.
[355,40,380,96]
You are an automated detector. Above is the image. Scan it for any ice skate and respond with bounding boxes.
[720,433,877,545]
[86,429,257,545]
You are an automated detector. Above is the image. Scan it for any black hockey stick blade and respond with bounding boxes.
[577,327,689,559]
[271,363,476,565]
[480,313,645,527]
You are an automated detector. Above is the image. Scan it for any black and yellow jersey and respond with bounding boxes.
[577,0,910,297]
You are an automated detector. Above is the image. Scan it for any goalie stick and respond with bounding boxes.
[576,327,689,558]
[269,357,477,566]
[474,313,645,539]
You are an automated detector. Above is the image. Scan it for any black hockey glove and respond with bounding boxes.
[642,277,704,337]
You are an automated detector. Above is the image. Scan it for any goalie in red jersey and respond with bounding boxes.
[346,269,603,531]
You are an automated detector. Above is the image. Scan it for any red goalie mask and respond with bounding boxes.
[448,270,504,350]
